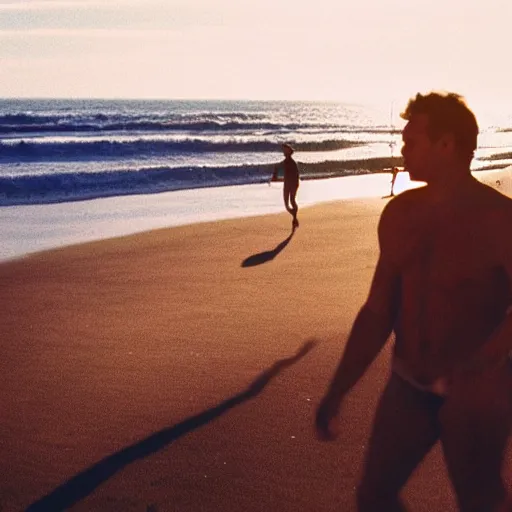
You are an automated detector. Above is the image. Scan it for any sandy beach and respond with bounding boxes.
[1,189,511,511]
[3,3,512,508]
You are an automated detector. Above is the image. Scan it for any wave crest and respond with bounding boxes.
[0,138,366,161]
[0,157,404,206]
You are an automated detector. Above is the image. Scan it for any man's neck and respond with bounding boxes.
[426,166,474,203]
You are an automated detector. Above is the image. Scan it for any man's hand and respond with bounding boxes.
[315,392,342,441]
[450,349,508,387]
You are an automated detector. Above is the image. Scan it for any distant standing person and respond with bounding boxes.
[271,143,300,229]
[390,166,400,196]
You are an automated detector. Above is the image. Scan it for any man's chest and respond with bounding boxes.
[397,212,501,293]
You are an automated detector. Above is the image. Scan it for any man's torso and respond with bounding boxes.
[390,179,512,383]
[282,157,299,185]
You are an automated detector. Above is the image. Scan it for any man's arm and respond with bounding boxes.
[322,259,400,401]
[316,202,401,438]
[461,313,512,376]
[270,163,280,183]
[458,205,512,374]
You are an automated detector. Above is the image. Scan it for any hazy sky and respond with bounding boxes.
[1,0,511,106]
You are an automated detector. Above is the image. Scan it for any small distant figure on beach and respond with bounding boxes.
[315,91,512,511]
[270,143,300,229]
[389,166,400,196]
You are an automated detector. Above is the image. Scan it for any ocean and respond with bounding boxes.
[2,98,512,207]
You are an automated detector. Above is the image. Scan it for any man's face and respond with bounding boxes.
[401,114,442,183]
[283,146,292,158]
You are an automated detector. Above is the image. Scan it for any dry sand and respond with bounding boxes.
[1,197,509,511]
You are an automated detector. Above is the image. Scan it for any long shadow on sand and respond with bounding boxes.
[241,231,294,268]
[27,339,317,512]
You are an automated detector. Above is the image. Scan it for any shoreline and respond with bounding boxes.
[0,172,409,262]
[1,167,510,263]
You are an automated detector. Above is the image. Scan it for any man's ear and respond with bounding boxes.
[440,132,455,151]
[436,132,456,156]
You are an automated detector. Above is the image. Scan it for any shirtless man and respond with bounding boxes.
[315,92,512,512]
[271,143,300,228]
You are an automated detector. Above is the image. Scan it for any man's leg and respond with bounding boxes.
[357,374,442,512]
[440,363,512,512]
[290,186,299,226]
[283,186,292,214]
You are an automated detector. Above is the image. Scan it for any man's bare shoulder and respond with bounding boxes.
[380,187,427,228]
[474,180,512,206]
[377,188,428,254]
[472,183,512,273]
[476,182,512,230]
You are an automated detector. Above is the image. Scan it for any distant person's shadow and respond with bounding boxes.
[26,339,318,512]
[241,231,294,268]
